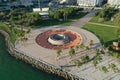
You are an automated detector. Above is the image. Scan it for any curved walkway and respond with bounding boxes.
[15,26,100,67]
[15,10,103,80]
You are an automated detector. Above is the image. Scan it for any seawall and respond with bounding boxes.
[0,30,80,80]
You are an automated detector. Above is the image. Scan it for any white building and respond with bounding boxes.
[107,0,120,6]
[77,0,103,7]
[59,0,77,4]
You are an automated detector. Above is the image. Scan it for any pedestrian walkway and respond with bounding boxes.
[71,10,96,27]
[88,22,118,28]
[15,26,100,67]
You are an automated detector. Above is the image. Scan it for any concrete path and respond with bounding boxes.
[71,10,96,27]
[15,26,100,67]
[63,53,120,80]
[88,22,118,28]
[14,10,105,80]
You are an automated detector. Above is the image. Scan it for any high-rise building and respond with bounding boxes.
[77,0,103,6]
[107,0,120,6]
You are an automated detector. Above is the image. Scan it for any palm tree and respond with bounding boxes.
[89,40,94,46]
[74,60,82,67]
[100,66,108,73]
[56,49,62,58]
[86,46,90,50]
[80,43,85,49]
[109,63,117,72]
[75,45,79,51]
[69,48,75,58]
[96,55,102,62]
[26,27,31,38]
[95,49,100,55]
[81,55,90,63]
[93,59,98,68]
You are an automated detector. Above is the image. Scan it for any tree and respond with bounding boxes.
[86,46,90,50]
[98,4,118,20]
[74,60,82,67]
[96,55,102,62]
[26,27,31,37]
[109,63,117,72]
[63,8,70,21]
[56,49,62,57]
[80,43,85,49]
[69,48,75,58]
[93,59,98,68]
[81,55,90,63]
[53,10,62,20]
[100,66,108,73]
[89,40,94,46]
[75,45,79,50]
[95,49,100,55]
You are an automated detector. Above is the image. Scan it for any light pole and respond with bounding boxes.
[38,0,42,11]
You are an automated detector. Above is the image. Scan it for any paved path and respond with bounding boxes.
[71,10,96,27]
[88,22,118,28]
[15,11,104,80]
[63,53,120,80]
[15,26,100,67]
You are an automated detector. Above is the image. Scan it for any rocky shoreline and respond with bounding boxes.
[0,30,80,80]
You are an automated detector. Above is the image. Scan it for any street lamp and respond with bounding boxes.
[38,0,42,11]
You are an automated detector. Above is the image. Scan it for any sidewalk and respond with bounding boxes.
[88,22,118,28]
[71,10,96,27]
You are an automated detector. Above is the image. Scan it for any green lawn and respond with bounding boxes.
[83,23,118,46]
[90,16,115,26]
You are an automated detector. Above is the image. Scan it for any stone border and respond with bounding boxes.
[0,30,80,80]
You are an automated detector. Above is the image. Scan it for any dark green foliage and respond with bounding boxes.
[100,66,109,73]
[109,63,117,72]
[0,8,42,27]
[56,49,62,57]
[97,4,118,20]
[69,48,75,58]
[81,55,90,63]
[74,60,82,67]
[49,7,80,20]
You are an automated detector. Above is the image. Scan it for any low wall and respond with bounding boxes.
[0,30,80,80]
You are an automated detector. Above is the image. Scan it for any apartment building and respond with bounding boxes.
[77,0,103,7]
[107,0,120,6]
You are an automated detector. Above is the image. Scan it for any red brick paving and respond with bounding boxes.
[35,29,82,49]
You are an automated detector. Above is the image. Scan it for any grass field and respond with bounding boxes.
[83,23,118,46]
[89,16,115,26]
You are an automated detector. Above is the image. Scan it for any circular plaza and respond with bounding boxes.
[36,29,82,49]
[15,26,101,66]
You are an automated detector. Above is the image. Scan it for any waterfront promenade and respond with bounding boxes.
[14,11,120,80]
[15,25,100,67]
